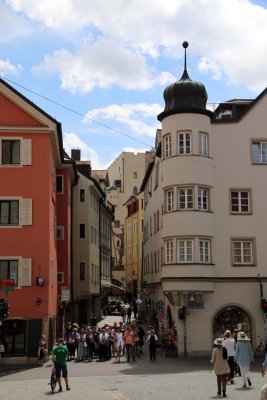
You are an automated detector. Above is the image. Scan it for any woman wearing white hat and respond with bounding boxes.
[211,337,230,397]
[234,332,254,388]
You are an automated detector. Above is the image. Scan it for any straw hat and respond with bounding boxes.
[237,331,250,341]
[214,337,223,346]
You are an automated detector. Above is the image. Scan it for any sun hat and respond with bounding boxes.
[237,331,250,341]
[214,337,223,346]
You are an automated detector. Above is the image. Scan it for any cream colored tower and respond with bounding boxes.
[142,42,267,356]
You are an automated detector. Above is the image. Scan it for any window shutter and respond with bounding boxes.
[21,139,32,165]
[22,258,32,286]
[21,199,32,225]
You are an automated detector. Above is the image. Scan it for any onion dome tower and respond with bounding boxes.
[158,41,212,121]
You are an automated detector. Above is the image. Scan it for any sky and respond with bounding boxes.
[1,0,267,169]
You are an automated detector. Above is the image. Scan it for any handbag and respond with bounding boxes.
[134,335,139,343]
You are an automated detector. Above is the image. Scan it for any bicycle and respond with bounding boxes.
[50,364,57,394]
[254,337,266,358]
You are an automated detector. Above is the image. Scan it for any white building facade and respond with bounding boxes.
[142,42,267,357]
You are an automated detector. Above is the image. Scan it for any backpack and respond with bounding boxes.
[222,347,228,360]
[149,334,156,346]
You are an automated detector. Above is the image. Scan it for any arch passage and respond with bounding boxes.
[213,306,251,340]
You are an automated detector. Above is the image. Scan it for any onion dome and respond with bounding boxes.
[157,42,212,121]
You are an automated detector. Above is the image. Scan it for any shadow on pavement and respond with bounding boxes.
[0,363,37,377]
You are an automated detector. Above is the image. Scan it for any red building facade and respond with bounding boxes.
[0,78,77,361]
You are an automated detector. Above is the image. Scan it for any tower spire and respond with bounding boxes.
[181,41,189,80]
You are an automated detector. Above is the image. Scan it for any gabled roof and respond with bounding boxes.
[123,194,137,206]
[213,86,267,123]
[0,77,78,182]
[0,78,60,158]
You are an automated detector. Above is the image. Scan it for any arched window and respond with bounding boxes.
[133,186,138,195]
[133,171,137,178]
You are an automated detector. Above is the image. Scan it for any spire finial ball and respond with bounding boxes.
[182,41,189,49]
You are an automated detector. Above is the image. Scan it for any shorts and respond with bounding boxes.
[55,364,68,379]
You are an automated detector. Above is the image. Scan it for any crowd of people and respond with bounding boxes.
[62,318,154,363]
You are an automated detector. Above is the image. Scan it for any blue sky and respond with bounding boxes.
[1,0,267,168]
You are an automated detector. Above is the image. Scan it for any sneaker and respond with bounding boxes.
[231,379,234,384]
[66,386,71,391]
[223,392,227,398]
[247,378,252,387]
[59,387,62,392]
[217,392,221,395]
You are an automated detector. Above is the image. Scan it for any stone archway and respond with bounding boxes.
[213,305,251,340]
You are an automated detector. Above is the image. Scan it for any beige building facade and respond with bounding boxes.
[142,43,267,356]
[71,151,110,323]
[107,152,149,291]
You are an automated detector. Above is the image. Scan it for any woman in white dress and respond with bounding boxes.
[114,328,124,363]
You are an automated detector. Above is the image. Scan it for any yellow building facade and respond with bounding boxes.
[124,192,144,300]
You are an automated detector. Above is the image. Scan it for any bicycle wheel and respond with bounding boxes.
[50,376,57,393]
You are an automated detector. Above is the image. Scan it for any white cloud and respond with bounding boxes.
[6,0,267,92]
[0,2,30,43]
[0,60,23,76]
[32,38,175,93]
[198,56,222,81]
[84,103,162,137]
[63,132,107,169]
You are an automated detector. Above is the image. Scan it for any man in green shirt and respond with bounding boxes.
[52,338,70,392]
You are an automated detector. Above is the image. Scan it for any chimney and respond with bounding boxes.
[71,149,81,161]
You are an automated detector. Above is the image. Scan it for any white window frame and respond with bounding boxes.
[166,189,174,212]
[178,187,194,210]
[198,132,209,156]
[164,134,172,158]
[232,239,254,265]
[178,131,192,155]
[177,239,193,263]
[198,187,209,211]
[199,239,211,263]
[230,190,251,214]
[252,140,267,164]
[165,240,173,264]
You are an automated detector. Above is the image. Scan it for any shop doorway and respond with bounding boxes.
[213,306,251,340]
[1,319,27,355]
